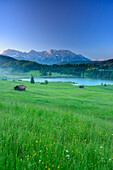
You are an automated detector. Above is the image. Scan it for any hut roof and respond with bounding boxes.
[18,85,26,89]
[14,85,26,89]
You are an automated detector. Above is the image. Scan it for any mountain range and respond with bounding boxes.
[2,49,91,65]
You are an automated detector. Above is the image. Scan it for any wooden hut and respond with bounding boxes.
[14,85,26,91]
[79,86,84,88]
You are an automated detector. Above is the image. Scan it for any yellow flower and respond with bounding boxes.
[20,159,22,161]
[45,166,47,168]
[36,141,38,143]
[52,165,54,167]
[42,162,44,164]
[58,165,60,168]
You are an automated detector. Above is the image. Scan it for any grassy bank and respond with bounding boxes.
[0,80,112,169]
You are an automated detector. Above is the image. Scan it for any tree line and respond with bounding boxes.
[0,55,113,80]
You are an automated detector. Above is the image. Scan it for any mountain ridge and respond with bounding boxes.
[2,49,91,65]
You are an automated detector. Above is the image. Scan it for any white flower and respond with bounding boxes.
[39,160,41,163]
[66,150,69,152]
[109,159,111,161]
[66,155,70,159]
[100,146,103,148]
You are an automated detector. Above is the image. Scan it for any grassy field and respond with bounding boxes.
[0,79,112,169]
[0,71,71,79]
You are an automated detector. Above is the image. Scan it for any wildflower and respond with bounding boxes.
[45,166,47,168]
[52,165,54,167]
[66,155,70,157]
[36,141,38,143]
[66,150,69,152]
[58,165,60,168]
[39,160,41,163]
[42,162,44,164]
[33,153,36,156]
[109,159,111,161]
[20,159,22,161]
[100,146,103,148]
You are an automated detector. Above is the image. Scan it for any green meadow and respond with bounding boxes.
[0,79,112,170]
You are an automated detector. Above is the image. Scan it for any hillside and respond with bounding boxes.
[0,55,42,73]
[0,80,112,169]
[97,59,113,67]
[2,49,91,65]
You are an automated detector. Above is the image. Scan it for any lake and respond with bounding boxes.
[21,77,113,86]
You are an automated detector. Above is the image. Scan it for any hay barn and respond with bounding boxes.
[14,85,26,91]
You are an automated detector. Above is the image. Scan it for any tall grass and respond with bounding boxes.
[0,80,112,169]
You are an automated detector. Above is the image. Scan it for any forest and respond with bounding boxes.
[0,55,113,80]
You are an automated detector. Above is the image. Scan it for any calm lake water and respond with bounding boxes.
[22,77,113,86]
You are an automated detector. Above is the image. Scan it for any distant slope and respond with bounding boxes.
[0,55,42,73]
[2,49,91,65]
[0,55,113,80]
[97,59,113,67]
[58,60,93,65]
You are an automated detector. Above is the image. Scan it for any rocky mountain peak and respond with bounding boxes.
[2,49,91,65]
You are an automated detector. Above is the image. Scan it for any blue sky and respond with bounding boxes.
[0,0,113,60]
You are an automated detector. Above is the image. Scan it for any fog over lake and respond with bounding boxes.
[22,78,113,86]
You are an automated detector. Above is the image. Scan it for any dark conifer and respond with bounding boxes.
[30,75,35,84]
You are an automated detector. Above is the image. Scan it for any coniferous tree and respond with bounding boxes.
[30,75,35,84]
